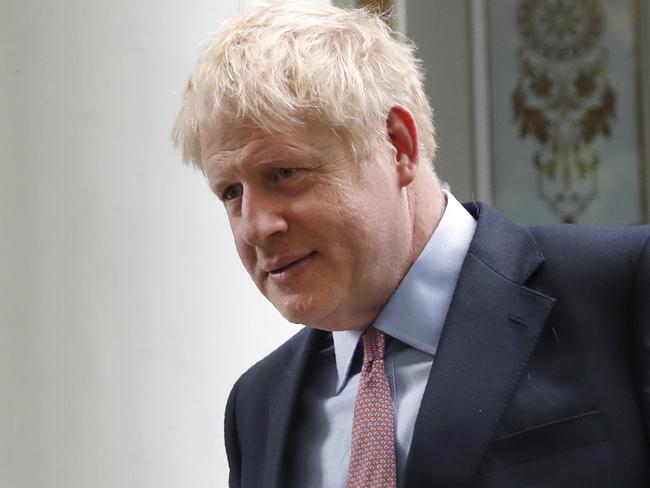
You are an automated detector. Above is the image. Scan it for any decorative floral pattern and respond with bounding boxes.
[518,0,603,60]
[513,0,615,223]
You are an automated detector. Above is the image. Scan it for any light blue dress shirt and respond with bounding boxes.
[287,191,477,487]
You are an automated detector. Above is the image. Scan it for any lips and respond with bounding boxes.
[264,252,317,275]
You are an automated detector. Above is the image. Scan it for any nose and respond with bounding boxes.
[238,189,288,246]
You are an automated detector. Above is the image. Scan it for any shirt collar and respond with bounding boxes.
[332,191,477,393]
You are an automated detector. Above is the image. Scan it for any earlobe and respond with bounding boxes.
[386,106,420,187]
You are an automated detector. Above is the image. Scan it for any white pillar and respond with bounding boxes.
[0,1,327,486]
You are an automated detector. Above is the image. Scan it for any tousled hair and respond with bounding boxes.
[172,1,437,171]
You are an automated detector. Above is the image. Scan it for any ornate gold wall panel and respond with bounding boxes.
[513,0,615,222]
[485,0,646,224]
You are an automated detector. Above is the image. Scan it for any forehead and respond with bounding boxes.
[199,121,268,157]
[199,120,348,177]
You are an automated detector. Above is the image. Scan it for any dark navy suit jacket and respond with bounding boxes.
[225,203,650,487]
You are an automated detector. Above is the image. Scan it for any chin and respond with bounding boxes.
[278,303,329,327]
[273,292,338,329]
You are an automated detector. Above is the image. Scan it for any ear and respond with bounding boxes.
[386,105,420,187]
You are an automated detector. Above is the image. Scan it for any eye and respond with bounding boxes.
[222,183,243,201]
[274,167,298,180]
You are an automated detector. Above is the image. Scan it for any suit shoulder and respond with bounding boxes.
[525,223,649,290]
[529,223,649,257]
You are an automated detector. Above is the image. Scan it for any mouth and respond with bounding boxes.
[268,252,318,275]
[263,252,319,286]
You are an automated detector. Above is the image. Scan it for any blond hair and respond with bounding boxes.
[172,1,437,171]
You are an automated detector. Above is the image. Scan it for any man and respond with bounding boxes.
[173,2,650,487]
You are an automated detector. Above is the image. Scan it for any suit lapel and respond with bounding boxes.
[263,328,327,488]
[404,203,556,487]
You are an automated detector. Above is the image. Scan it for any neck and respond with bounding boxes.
[407,168,446,265]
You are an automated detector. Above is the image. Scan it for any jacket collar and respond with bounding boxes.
[404,202,556,487]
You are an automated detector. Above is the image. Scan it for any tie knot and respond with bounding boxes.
[362,327,385,363]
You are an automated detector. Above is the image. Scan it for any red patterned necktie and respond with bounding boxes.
[346,327,397,488]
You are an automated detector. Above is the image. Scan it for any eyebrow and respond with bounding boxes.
[205,141,323,187]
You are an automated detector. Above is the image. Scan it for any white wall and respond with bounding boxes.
[0,1,326,487]
[406,0,475,201]
[642,0,650,214]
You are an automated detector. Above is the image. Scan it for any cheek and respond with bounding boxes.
[233,238,256,274]
[327,215,380,283]
[228,217,254,269]
[343,205,404,275]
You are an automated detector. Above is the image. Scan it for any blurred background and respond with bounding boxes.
[1,0,649,486]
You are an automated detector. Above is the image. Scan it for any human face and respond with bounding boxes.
[200,122,415,331]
